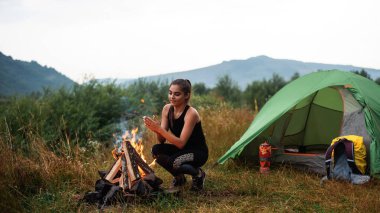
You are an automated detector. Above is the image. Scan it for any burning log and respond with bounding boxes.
[104,157,122,182]
[82,139,163,208]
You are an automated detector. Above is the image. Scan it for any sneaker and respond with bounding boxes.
[170,174,186,188]
[172,174,186,186]
[191,168,205,191]
[165,174,186,193]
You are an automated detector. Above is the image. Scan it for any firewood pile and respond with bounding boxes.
[82,140,163,209]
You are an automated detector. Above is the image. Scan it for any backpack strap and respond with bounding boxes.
[325,141,339,179]
[341,140,362,174]
[325,138,362,179]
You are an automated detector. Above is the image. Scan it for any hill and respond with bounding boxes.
[113,55,380,89]
[0,51,75,96]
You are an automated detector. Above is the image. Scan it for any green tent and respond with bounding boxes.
[218,70,380,176]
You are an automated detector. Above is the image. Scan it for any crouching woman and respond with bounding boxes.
[143,79,208,191]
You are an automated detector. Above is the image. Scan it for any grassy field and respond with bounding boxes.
[1,105,380,212]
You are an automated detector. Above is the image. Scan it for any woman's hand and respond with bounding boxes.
[143,116,161,133]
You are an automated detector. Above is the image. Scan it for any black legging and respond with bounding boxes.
[151,144,208,176]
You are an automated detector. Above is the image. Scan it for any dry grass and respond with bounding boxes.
[1,105,380,212]
[0,135,110,212]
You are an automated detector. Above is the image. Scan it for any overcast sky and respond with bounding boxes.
[0,0,379,83]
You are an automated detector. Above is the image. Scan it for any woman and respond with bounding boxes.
[143,79,208,191]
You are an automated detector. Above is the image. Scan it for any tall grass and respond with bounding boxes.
[1,103,380,212]
[0,134,107,212]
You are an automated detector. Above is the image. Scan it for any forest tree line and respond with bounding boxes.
[0,70,378,155]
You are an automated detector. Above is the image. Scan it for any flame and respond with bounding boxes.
[128,128,145,161]
[131,127,139,138]
[113,127,154,176]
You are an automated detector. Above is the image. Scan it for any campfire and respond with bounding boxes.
[113,128,147,163]
[115,128,156,167]
[109,128,153,181]
[82,128,163,208]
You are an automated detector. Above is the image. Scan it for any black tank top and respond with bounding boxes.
[168,105,208,152]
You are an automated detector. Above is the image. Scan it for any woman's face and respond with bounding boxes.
[168,84,188,106]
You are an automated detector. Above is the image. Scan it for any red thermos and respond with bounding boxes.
[259,141,272,173]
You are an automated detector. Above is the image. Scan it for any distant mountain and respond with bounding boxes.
[0,51,75,96]
[112,55,380,89]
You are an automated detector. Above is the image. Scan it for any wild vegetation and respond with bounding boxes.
[1,72,379,212]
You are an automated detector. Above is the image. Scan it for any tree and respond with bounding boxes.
[125,79,169,118]
[352,69,372,80]
[290,72,300,81]
[243,73,286,108]
[192,83,209,96]
[213,75,242,106]
[376,77,380,85]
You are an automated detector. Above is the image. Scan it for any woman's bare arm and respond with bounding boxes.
[144,107,199,149]
[156,104,170,143]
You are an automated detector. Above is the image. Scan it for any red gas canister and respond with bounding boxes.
[259,141,272,173]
